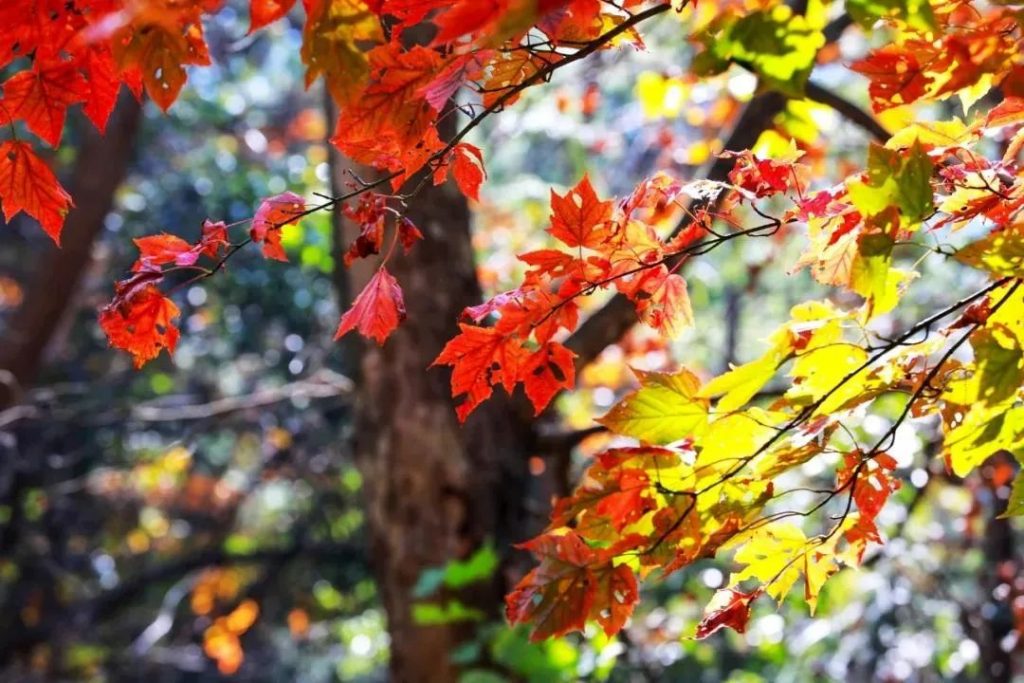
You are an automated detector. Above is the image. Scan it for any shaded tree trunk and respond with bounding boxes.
[328,110,534,681]
[0,93,142,408]
[977,454,1016,683]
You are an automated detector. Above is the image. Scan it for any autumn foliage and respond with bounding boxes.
[7,0,1024,649]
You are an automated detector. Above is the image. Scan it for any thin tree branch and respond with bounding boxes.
[0,541,364,659]
[806,80,889,142]
[565,91,788,370]
[535,425,608,454]
[128,368,353,422]
[159,3,684,293]
[90,542,362,617]
[564,13,868,373]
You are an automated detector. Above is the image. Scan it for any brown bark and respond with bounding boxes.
[977,454,1016,683]
[0,93,142,407]
[328,108,534,681]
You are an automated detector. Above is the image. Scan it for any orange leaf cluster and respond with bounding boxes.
[99,207,238,367]
[505,530,639,641]
[434,173,708,421]
[0,0,218,241]
[850,4,1023,112]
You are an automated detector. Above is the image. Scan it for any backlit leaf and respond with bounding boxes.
[597,368,709,445]
[0,140,72,244]
[334,266,407,345]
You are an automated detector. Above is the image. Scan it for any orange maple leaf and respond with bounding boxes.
[432,323,529,422]
[849,47,932,112]
[331,43,443,175]
[0,140,73,244]
[249,0,297,32]
[522,341,575,414]
[99,282,181,369]
[548,174,614,249]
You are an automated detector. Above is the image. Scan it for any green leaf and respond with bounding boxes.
[444,542,500,589]
[412,567,447,599]
[413,541,500,598]
[491,626,578,682]
[848,142,934,225]
[850,231,912,319]
[1002,470,1024,518]
[695,4,825,96]
[459,671,507,683]
[846,0,936,32]
[597,368,709,444]
[973,327,1024,406]
[412,600,485,625]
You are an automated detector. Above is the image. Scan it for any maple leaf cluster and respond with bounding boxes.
[0,0,216,243]
[100,194,304,368]
[849,1,1024,113]
[37,0,660,366]
[12,0,1024,652]
[433,173,712,421]
[499,92,1024,640]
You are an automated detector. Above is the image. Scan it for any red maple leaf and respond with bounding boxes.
[449,143,487,201]
[432,323,529,422]
[838,453,901,523]
[343,193,388,266]
[419,51,491,111]
[397,216,423,251]
[331,43,444,177]
[99,281,181,369]
[849,47,932,112]
[132,234,202,271]
[592,562,639,636]
[727,151,805,199]
[251,191,305,261]
[334,267,407,345]
[507,530,640,640]
[0,140,73,244]
[522,341,575,414]
[695,588,763,639]
[638,273,693,338]
[200,219,230,259]
[505,531,598,641]
[78,46,124,133]
[0,61,89,146]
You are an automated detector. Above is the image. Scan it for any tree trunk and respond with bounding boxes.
[0,92,142,407]
[977,454,1016,683]
[328,112,534,681]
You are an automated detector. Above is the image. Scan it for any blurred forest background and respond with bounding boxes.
[1,3,1022,682]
